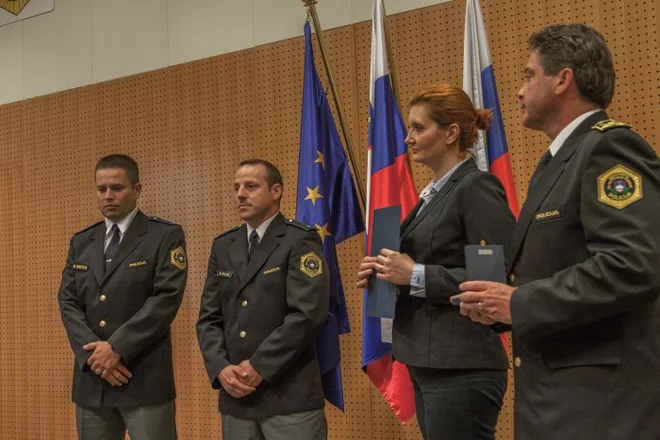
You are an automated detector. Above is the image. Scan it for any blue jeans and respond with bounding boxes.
[407,367,507,440]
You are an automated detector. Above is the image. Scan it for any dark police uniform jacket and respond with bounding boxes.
[58,210,188,407]
[508,111,660,439]
[196,213,329,418]
[393,160,514,369]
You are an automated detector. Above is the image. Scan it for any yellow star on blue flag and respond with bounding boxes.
[295,21,364,412]
[305,185,324,206]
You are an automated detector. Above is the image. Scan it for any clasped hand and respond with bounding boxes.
[84,341,132,387]
[218,360,263,398]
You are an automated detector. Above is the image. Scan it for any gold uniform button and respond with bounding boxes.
[509,274,516,284]
[100,294,107,302]
[99,320,107,328]
[241,300,248,308]
[240,331,247,339]
[514,357,521,368]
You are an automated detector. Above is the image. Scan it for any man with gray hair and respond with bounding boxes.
[452,23,660,439]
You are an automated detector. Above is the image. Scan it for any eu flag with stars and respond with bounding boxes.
[296,21,364,411]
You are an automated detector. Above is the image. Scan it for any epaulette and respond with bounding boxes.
[591,119,631,132]
[215,225,242,240]
[74,220,104,235]
[149,216,178,226]
[285,218,315,232]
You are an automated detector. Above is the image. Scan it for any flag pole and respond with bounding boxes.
[380,0,412,172]
[302,0,366,209]
[380,1,401,105]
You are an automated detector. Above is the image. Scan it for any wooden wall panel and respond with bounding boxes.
[0,1,658,439]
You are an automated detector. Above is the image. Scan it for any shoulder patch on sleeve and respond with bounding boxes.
[591,119,631,132]
[215,225,242,240]
[74,220,104,235]
[149,216,178,226]
[598,164,642,209]
[286,219,315,232]
[170,246,187,270]
[300,252,323,278]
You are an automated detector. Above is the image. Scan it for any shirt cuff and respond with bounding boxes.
[411,263,425,288]
[410,263,426,298]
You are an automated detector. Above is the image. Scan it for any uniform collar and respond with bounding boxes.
[104,207,139,238]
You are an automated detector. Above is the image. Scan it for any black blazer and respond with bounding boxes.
[508,111,660,439]
[58,211,188,407]
[392,159,515,369]
[196,213,329,418]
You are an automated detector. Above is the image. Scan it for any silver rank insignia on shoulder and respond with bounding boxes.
[300,252,323,278]
[598,164,642,209]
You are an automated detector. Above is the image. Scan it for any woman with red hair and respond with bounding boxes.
[358,84,515,440]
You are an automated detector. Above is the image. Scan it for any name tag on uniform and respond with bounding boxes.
[534,208,562,222]
[217,270,234,278]
[263,266,281,275]
[72,264,88,271]
[127,260,149,269]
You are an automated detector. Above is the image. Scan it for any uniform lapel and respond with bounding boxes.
[238,213,286,293]
[400,160,475,241]
[89,225,106,285]
[227,224,249,279]
[102,211,148,284]
[508,111,608,266]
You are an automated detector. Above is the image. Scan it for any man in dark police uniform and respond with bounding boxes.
[197,159,329,440]
[58,154,187,440]
[452,24,660,439]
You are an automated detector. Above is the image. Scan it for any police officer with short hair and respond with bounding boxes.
[58,154,187,440]
[452,24,660,440]
[197,159,329,440]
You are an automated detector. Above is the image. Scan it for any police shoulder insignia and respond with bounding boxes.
[300,252,323,278]
[215,225,242,240]
[170,247,187,270]
[598,165,642,209]
[591,119,631,132]
[74,221,104,235]
[286,219,315,232]
[149,216,178,226]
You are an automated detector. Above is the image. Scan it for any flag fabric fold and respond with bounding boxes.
[296,21,365,411]
[361,0,417,423]
[463,0,519,216]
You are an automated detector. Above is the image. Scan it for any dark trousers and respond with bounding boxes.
[408,366,507,440]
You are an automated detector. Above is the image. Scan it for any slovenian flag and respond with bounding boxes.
[361,0,417,423]
[463,0,519,216]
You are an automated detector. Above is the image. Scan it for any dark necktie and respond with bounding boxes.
[104,224,120,263]
[248,230,259,262]
[528,150,553,192]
